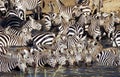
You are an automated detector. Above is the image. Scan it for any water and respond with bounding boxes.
[0,66,120,77]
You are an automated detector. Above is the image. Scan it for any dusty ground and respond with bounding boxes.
[42,0,120,14]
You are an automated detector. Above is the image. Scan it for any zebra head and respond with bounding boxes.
[53,13,62,25]
[21,28,32,45]
[84,53,94,67]
[47,55,58,68]
[87,38,103,56]
[74,52,83,66]
[17,52,28,72]
[77,6,91,26]
[29,16,42,30]
[20,47,35,66]
[17,58,28,72]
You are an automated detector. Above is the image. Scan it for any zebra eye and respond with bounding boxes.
[32,52,35,55]
[20,62,22,64]
[94,42,97,45]
[79,29,83,32]
[27,56,29,58]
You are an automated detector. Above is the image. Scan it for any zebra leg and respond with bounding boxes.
[37,6,41,20]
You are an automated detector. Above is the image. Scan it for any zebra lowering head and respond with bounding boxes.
[0,48,31,73]
[18,47,35,67]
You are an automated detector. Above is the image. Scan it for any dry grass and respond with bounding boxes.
[42,0,120,14]
[101,0,120,13]
[42,0,75,13]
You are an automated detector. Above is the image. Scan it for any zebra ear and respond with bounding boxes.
[29,16,34,20]
[81,35,86,41]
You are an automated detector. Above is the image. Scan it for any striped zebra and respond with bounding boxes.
[4,16,42,36]
[41,13,56,31]
[0,54,26,72]
[0,0,7,16]
[87,16,102,41]
[0,26,4,34]
[76,0,90,5]
[22,16,42,32]
[5,9,24,20]
[0,31,31,47]
[56,54,67,66]
[15,0,44,20]
[52,36,67,54]
[41,1,57,31]
[100,12,120,38]
[76,5,91,30]
[111,30,120,47]
[32,32,56,51]
[95,47,119,66]
[91,0,103,13]
[1,14,23,28]
[67,22,86,40]
[0,47,34,72]
[56,0,82,22]
[30,50,57,68]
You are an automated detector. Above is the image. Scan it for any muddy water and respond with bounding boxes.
[0,66,120,77]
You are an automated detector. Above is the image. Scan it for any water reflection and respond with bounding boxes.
[0,66,120,77]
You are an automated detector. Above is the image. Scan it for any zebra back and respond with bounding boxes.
[0,33,28,47]
[67,22,85,40]
[95,47,119,66]
[32,32,55,51]
[22,16,42,32]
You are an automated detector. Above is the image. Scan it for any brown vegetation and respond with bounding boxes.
[42,0,120,14]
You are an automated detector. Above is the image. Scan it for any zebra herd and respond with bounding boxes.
[0,0,120,73]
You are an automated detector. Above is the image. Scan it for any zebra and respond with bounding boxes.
[32,32,56,51]
[1,14,24,28]
[76,5,91,30]
[0,0,7,16]
[56,0,82,22]
[22,16,42,32]
[100,12,120,38]
[0,53,26,72]
[0,26,4,34]
[111,30,120,47]
[5,8,24,20]
[75,0,90,5]
[91,0,103,13]
[95,47,119,66]
[41,12,57,31]
[4,16,42,36]
[0,31,31,47]
[40,1,57,31]
[30,49,57,68]
[15,0,44,20]
[87,16,102,41]
[67,22,86,40]
[0,47,34,72]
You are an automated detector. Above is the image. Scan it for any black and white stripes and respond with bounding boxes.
[111,30,120,47]
[32,32,56,51]
[96,47,119,66]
